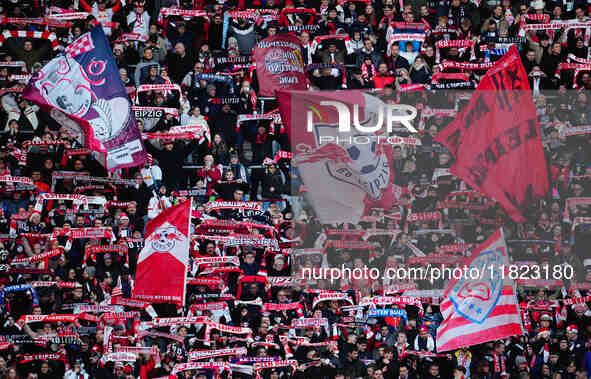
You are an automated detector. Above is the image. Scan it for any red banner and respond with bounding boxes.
[252,34,307,97]
[434,46,548,222]
[132,200,191,305]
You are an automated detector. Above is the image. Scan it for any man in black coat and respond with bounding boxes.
[212,103,238,147]
[146,139,199,190]
[167,42,194,84]
[541,42,564,88]
[208,14,224,52]
[338,344,368,378]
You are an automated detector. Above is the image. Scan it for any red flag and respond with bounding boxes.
[434,46,548,222]
[132,200,191,305]
[436,229,523,352]
[252,34,307,97]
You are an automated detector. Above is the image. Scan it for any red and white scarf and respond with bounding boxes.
[99,352,136,366]
[204,201,262,212]
[11,248,64,265]
[439,60,493,71]
[172,361,232,376]
[110,296,151,309]
[493,354,506,373]
[188,347,247,361]
[19,314,77,324]
[191,302,229,312]
[435,39,474,63]
[194,256,240,266]
[0,175,33,185]
[253,360,298,379]
[34,193,87,212]
[51,227,113,240]
[30,281,76,288]
[158,8,208,23]
[312,292,354,308]
[19,353,65,363]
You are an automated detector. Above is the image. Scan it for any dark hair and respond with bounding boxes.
[344,343,357,355]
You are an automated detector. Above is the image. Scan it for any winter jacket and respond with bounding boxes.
[229,23,257,56]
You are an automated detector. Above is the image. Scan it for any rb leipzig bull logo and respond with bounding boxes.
[147,225,184,253]
[449,248,504,324]
[306,93,392,200]
[33,32,130,146]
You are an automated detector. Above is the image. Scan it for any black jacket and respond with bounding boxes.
[214,180,249,201]
[541,51,563,79]
[167,51,195,84]
[146,140,198,189]
[208,22,224,51]
[261,171,285,199]
[211,110,238,147]
[349,78,374,89]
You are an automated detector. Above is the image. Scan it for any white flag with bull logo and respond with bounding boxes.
[278,90,416,224]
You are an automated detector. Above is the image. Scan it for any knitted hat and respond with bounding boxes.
[539,313,552,321]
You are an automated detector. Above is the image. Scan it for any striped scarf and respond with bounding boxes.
[361,62,376,80]
[162,76,173,98]
[493,354,506,373]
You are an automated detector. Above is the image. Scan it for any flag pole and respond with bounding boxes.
[182,198,192,309]
[502,227,527,334]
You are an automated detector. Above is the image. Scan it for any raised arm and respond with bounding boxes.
[79,0,93,13]
[22,323,41,339]
[111,0,121,13]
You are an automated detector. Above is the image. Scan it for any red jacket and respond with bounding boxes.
[196,167,221,192]
[139,357,156,379]
[373,74,395,89]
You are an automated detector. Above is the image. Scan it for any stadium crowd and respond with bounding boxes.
[0,0,591,378]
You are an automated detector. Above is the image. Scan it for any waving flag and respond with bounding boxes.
[23,25,147,171]
[252,34,307,97]
[436,229,523,352]
[278,90,414,224]
[434,46,548,222]
[133,200,192,305]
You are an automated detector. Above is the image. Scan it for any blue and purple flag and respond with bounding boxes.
[24,25,147,171]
